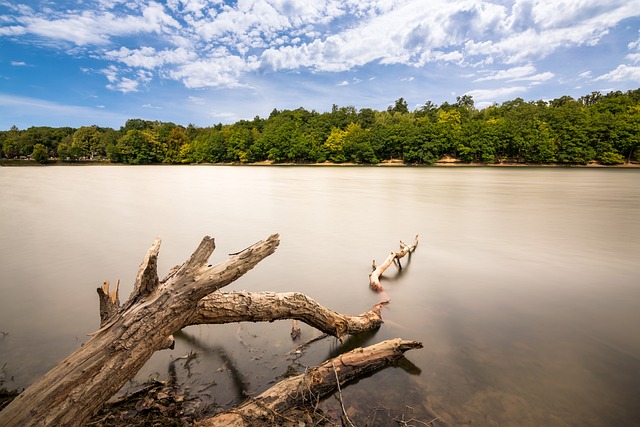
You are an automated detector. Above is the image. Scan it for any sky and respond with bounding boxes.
[1,0,640,130]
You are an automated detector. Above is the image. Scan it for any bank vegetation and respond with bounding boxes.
[2,89,639,166]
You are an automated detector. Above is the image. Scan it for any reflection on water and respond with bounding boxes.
[1,166,639,426]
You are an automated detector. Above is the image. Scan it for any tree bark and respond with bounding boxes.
[0,234,393,427]
[0,234,280,427]
[192,291,384,339]
[197,338,423,427]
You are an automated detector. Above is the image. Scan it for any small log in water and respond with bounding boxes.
[370,235,419,292]
[197,338,423,427]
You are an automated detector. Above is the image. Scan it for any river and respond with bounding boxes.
[1,165,639,426]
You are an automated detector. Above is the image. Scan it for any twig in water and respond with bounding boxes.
[290,319,301,340]
[287,333,329,355]
[332,362,355,427]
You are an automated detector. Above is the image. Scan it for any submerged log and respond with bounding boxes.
[370,235,419,292]
[198,338,423,427]
[0,234,399,427]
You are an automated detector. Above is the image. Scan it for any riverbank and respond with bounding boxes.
[2,158,639,167]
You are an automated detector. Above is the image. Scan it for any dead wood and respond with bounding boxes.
[197,338,423,427]
[0,234,280,427]
[370,235,419,292]
[192,291,384,340]
[0,234,397,427]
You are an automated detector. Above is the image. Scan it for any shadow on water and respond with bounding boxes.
[378,248,415,282]
[324,325,420,377]
[173,330,249,403]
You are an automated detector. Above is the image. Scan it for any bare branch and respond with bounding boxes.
[370,235,419,292]
[192,291,383,340]
[198,338,423,427]
[96,280,120,326]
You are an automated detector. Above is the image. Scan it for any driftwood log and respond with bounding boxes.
[370,235,419,292]
[200,338,423,426]
[0,234,414,427]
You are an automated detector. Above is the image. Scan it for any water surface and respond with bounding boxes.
[1,166,639,425]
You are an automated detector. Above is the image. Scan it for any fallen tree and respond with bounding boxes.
[370,235,419,292]
[199,338,423,426]
[0,234,421,427]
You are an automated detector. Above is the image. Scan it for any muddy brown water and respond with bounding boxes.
[1,165,639,425]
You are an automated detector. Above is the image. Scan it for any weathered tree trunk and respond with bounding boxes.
[0,234,390,426]
[370,235,419,292]
[193,291,384,337]
[0,235,280,427]
[198,338,423,427]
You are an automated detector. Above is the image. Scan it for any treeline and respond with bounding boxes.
[2,89,640,165]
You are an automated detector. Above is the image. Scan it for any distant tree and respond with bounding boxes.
[161,126,190,163]
[324,127,347,163]
[342,123,377,163]
[72,126,101,159]
[388,97,409,115]
[2,132,20,159]
[100,129,120,161]
[32,143,49,164]
[414,100,438,120]
[115,130,155,164]
[455,95,475,111]
[357,108,376,129]
[121,119,154,132]
[58,136,82,161]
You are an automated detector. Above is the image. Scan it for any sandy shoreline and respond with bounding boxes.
[2,159,639,168]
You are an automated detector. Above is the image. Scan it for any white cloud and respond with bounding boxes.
[169,54,258,89]
[337,80,349,86]
[107,77,139,93]
[104,46,196,69]
[11,2,179,45]
[188,96,205,104]
[101,65,147,93]
[627,32,640,63]
[0,25,26,36]
[475,65,536,81]
[465,86,528,103]
[595,65,640,82]
[474,64,554,83]
[578,70,593,79]
[2,0,640,91]
[10,61,27,66]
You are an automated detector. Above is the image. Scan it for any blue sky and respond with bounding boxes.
[1,0,640,130]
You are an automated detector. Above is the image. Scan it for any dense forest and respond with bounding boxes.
[2,89,639,165]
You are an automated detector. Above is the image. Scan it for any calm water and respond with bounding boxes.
[1,165,639,426]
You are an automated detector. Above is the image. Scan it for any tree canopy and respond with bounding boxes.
[2,89,639,165]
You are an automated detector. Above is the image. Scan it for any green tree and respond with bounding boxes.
[342,123,377,163]
[388,97,409,115]
[162,127,190,163]
[72,126,102,159]
[324,127,347,163]
[2,135,20,159]
[32,143,49,164]
[545,99,594,164]
[115,130,155,164]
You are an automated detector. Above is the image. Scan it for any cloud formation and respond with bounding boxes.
[1,0,639,97]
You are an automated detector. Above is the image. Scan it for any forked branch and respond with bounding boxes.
[370,235,419,292]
